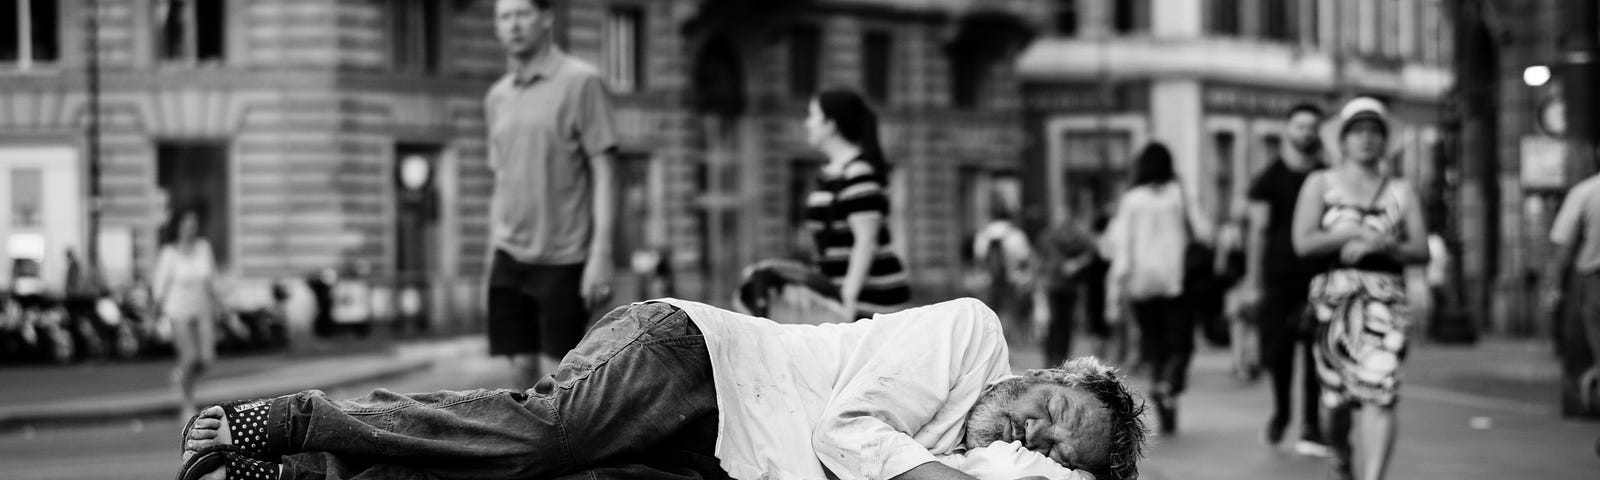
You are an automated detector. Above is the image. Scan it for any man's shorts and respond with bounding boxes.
[487,249,588,357]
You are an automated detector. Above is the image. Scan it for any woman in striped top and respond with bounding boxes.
[801,88,911,318]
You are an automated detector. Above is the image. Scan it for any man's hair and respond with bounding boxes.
[1023,357,1148,480]
[1286,102,1325,120]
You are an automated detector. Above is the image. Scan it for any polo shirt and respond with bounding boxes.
[484,48,618,265]
[1551,174,1600,274]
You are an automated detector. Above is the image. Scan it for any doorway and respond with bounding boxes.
[156,142,231,267]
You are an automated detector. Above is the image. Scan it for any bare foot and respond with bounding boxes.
[182,406,233,463]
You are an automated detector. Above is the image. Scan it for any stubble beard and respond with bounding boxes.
[963,378,1031,449]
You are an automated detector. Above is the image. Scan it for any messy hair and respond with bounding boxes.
[1024,357,1148,480]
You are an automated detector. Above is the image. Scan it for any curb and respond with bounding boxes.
[0,336,483,432]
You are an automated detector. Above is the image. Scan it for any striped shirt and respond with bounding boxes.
[804,159,911,314]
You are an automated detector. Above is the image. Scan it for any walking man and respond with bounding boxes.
[1548,167,1600,423]
[485,0,619,384]
[1242,103,1330,455]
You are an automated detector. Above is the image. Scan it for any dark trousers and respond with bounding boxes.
[1132,296,1194,396]
[270,303,726,480]
[1044,287,1078,367]
[1258,278,1323,439]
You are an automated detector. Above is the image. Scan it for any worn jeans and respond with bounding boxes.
[1131,296,1194,396]
[263,302,725,480]
[1257,278,1322,440]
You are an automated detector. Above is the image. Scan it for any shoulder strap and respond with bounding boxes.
[1367,176,1391,210]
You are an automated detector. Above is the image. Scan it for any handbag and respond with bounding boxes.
[1177,185,1231,347]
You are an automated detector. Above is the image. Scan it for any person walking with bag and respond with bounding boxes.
[801,87,911,320]
[1103,142,1213,435]
[1292,97,1430,480]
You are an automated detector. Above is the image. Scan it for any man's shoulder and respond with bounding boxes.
[1571,175,1600,203]
[555,56,605,83]
[485,74,516,100]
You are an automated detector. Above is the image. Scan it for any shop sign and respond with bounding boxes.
[1521,135,1567,189]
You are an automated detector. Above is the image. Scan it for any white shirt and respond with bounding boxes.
[1104,183,1211,300]
[153,240,217,320]
[657,297,1013,480]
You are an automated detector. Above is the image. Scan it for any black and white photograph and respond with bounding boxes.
[0,1,1597,479]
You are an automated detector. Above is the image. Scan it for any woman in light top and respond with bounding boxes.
[801,87,911,319]
[1292,97,1430,480]
[1103,142,1213,435]
[153,206,224,419]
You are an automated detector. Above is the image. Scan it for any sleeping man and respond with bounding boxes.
[178,298,1148,480]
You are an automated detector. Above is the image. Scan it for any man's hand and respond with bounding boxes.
[581,256,614,310]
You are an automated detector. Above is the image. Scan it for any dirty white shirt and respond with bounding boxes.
[656,297,1013,480]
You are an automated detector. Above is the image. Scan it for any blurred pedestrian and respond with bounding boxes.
[1292,97,1430,480]
[1103,142,1213,435]
[1215,217,1258,382]
[1243,103,1332,455]
[1547,157,1600,418]
[1036,210,1097,366]
[484,0,620,386]
[801,87,910,319]
[973,210,1034,334]
[153,206,223,420]
[1083,214,1124,364]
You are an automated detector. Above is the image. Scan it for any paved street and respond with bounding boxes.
[0,335,1595,479]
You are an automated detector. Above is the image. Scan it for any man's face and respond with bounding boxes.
[495,0,552,57]
[1286,111,1322,154]
[964,378,1112,471]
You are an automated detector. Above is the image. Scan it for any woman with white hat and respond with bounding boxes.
[1291,97,1431,480]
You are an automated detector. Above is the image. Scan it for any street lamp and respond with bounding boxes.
[1524,65,1552,87]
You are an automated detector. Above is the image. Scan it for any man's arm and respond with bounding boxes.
[892,462,980,480]
[583,151,617,307]
[575,75,620,307]
[1242,201,1269,302]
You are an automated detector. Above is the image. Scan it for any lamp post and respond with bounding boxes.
[85,0,103,273]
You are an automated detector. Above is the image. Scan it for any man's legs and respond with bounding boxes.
[488,251,589,386]
[1044,287,1078,367]
[190,303,716,480]
[1258,281,1310,444]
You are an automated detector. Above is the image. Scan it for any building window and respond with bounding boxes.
[388,0,441,73]
[156,0,226,63]
[1397,0,1416,60]
[1303,0,1319,47]
[1262,0,1293,41]
[603,6,644,93]
[1055,0,1079,36]
[862,31,891,103]
[1209,0,1240,36]
[1112,0,1148,34]
[1381,0,1401,59]
[9,168,42,228]
[788,25,820,98]
[949,51,985,109]
[1,0,58,67]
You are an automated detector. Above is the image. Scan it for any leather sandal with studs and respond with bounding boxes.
[181,398,287,459]
[176,445,281,480]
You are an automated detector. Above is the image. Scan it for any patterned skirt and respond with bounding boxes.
[1309,269,1409,408]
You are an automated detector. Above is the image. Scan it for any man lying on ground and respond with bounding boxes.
[178,298,1147,480]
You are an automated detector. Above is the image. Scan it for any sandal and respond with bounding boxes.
[181,399,285,459]
[176,445,280,480]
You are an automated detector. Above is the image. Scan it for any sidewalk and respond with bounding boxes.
[0,334,484,431]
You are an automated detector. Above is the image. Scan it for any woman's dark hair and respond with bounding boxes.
[1129,142,1177,188]
[815,87,890,183]
[161,204,205,246]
